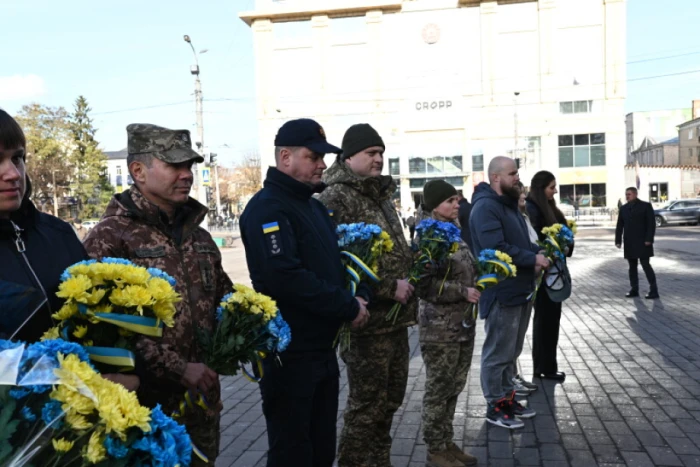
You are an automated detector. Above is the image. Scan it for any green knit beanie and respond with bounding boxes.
[341,123,385,161]
[423,180,457,212]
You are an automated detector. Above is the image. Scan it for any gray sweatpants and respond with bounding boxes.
[481,301,533,405]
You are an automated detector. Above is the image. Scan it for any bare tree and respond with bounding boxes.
[218,150,262,214]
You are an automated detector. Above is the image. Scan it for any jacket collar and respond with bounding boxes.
[1,200,39,237]
[264,167,326,200]
[322,158,396,200]
[103,186,208,235]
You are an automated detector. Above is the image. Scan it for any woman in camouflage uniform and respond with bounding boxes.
[418,180,480,467]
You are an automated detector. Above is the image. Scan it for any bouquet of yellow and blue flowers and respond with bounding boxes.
[45,258,181,373]
[334,223,394,351]
[540,223,575,261]
[198,284,291,381]
[532,222,576,302]
[386,218,461,324]
[0,338,191,467]
[466,249,518,323]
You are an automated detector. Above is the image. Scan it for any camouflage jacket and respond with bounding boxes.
[417,212,477,343]
[317,159,416,335]
[83,186,232,414]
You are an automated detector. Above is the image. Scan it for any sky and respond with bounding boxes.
[1,0,699,167]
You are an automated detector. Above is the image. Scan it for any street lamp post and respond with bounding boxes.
[183,35,208,227]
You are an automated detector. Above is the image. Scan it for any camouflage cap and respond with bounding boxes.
[126,123,204,164]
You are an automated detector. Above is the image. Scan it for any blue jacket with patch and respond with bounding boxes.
[240,168,360,352]
[469,182,540,318]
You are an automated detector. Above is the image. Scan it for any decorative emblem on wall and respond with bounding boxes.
[422,23,440,44]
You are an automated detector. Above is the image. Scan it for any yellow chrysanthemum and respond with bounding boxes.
[52,438,74,453]
[56,275,93,302]
[495,251,514,265]
[92,303,113,314]
[567,219,578,235]
[109,285,154,313]
[85,428,106,464]
[450,242,459,253]
[73,325,88,339]
[52,302,79,321]
[223,284,278,322]
[152,300,176,327]
[52,385,95,415]
[146,277,181,303]
[84,340,94,347]
[66,411,93,430]
[78,288,106,306]
[119,265,151,286]
[94,379,151,437]
[41,326,60,341]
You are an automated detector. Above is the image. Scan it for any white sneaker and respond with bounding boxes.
[513,379,534,397]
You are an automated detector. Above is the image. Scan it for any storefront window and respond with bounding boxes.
[648,182,668,203]
[559,183,607,207]
[389,158,400,176]
[558,133,606,167]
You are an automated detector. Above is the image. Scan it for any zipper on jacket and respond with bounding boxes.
[11,221,53,316]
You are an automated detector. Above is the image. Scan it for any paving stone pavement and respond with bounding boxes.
[215,231,700,467]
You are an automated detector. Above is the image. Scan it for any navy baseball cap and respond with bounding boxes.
[274,118,341,154]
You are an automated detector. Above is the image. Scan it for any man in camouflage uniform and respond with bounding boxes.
[83,124,233,466]
[317,123,416,467]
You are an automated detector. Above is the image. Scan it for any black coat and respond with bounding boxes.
[240,168,360,353]
[615,200,655,259]
[0,201,87,342]
[458,198,472,248]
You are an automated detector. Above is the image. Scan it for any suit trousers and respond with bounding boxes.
[628,257,657,292]
[259,350,340,467]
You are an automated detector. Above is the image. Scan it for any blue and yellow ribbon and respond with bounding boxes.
[192,443,209,464]
[476,273,499,289]
[340,251,380,283]
[77,305,163,337]
[241,359,265,383]
[84,346,136,372]
[486,260,513,277]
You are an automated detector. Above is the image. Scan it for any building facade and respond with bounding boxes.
[104,149,132,193]
[625,164,700,204]
[625,108,692,164]
[678,117,700,167]
[241,0,627,208]
[630,137,679,166]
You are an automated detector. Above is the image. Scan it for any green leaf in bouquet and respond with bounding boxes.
[0,398,18,463]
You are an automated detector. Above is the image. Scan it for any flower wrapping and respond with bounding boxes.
[334,223,394,351]
[531,222,576,300]
[0,338,191,467]
[45,258,182,372]
[465,249,518,322]
[198,284,291,379]
[386,219,461,324]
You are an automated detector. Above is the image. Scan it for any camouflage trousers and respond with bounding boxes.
[338,328,410,467]
[421,339,474,452]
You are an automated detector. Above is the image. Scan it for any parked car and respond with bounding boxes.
[653,200,700,227]
[82,220,99,230]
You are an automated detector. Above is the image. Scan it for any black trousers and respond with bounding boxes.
[532,290,562,375]
[260,350,339,467]
[627,257,657,292]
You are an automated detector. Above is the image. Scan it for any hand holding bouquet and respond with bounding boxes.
[198,284,291,381]
[386,219,461,324]
[46,258,181,373]
[0,338,191,467]
[465,249,518,324]
[334,223,394,350]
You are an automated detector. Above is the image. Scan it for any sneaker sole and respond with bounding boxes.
[486,417,524,429]
[515,411,537,419]
[515,390,532,397]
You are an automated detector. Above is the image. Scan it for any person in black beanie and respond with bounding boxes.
[318,123,416,467]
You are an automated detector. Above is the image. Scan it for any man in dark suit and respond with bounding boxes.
[615,187,659,299]
[458,194,473,248]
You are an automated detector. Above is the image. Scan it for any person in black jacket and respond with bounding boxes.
[526,171,572,382]
[615,187,658,299]
[458,194,473,248]
[0,109,87,342]
[240,119,370,467]
[0,109,140,392]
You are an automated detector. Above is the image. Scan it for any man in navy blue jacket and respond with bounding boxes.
[470,156,550,430]
[240,118,369,467]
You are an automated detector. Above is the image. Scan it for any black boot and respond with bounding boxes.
[645,290,660,299]
[625,289,639,298]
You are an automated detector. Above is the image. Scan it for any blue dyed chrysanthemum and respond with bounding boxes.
[102,257,135,266]
[147,268,177,287]
[41,400,64,428]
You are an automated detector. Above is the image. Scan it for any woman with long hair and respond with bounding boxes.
[526,171,571,382]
